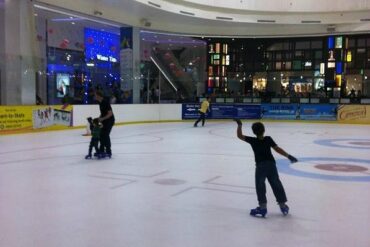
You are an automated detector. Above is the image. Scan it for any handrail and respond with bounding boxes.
[150,56,178,92]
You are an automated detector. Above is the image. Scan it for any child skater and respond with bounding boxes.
[85,118,102,159]
[234,119,298,217]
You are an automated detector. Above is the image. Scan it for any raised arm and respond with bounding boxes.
[233,119,245,141]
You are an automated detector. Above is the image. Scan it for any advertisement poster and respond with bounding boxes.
[182,103,206,119]
[299,104,337,120]
[337,105,370,124]
[211,104,261,119]
[261,104,299,120]
[56,73,70,98]
[0,106,34,132]
[32,105,73,129]
[0,105,73,134]
[182,103,260,119]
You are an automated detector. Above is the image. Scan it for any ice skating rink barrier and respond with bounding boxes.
[0,104,369,134]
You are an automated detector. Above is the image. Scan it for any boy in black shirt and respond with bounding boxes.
[95,90,115,158]
[234,119,297,217]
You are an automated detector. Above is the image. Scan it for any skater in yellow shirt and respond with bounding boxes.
[194,96,211,127]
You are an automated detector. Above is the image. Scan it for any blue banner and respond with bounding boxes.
[182,104,260,119]
[261,104,299,120]
[182,103,205,119]
[299,104,337,120]
[211,104,260,119]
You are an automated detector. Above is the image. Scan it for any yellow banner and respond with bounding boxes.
[0,105,73,134]
[337,105,370,124]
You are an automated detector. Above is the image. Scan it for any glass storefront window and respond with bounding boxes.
[348,38,356,48]
[293,60,302,70]
[314,50,322,60]
[275,62,282,70]
[358,39,366,47]
[275,52,282,60]
[311,40,323,49]
[295,50,303,58]
[285,61,292,70]
[296,41,310,50]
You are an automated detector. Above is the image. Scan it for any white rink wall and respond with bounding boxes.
[72,104,182,127]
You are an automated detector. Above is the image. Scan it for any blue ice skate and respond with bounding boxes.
[280,205,289,216]
[250,207,267,217]
[98,152,111,159]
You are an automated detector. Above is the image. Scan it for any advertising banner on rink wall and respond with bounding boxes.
[261,104,337,120]
[0,105,73,134]
[337,105,370,124]
[182,103,203,119]
[211,104,261,119]
[182,103,260,119]
[0,106,34,132]
[261,104,299,120]
[299,104,337,121]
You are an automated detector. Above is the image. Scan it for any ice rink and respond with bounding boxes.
[0,121,369,247]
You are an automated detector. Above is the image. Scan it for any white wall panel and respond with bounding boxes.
[73,104,182,127]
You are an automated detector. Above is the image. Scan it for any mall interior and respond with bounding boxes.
[1,0,370,106]
[1,2,370,247]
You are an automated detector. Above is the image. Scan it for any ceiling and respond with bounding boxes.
[34,4,207,49]
[34,0,370,37]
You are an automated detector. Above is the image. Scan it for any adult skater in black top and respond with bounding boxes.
[95,90,115,158]
[234,119,298,217]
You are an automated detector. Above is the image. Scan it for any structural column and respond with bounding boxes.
[0,0,39,105]
[120,26,141,104]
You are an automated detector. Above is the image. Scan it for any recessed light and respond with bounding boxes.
[71,22,75,25]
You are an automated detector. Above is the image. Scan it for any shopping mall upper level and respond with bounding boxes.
[36,0,370,36]
[1,0,370,105]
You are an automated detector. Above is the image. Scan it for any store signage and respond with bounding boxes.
[346,51,352,62]
[96,54,118,63]
[261,104,298,120]
[335,37,343,49]
[328,62,335,68]
[320,63,325,74]
[182,104,261,119]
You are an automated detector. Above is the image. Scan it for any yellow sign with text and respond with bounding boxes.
[0,105,73,134]
[0,106,34,132]
[337,105,370,124]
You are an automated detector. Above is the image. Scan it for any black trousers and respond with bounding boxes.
[194,111,206,126]
[255,161,287,205]
[99,120,114,155]
[88,137,99,155]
